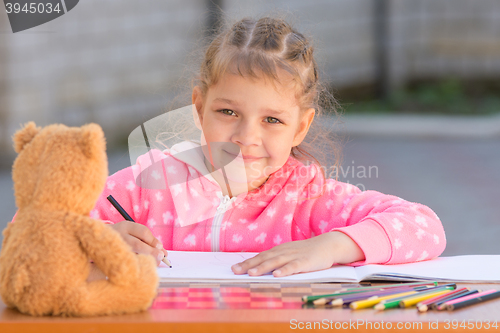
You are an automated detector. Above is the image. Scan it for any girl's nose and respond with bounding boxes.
[232,121,261,146]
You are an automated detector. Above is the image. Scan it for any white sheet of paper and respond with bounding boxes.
[157,251,359,283]
[157,251,500,283]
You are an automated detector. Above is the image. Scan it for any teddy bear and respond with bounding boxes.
[0,122,159,316]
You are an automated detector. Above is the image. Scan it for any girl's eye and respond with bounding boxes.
[266,117,282,124]
[218,109,235,116]
[217,109,282,124]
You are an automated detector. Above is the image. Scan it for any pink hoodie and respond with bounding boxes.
[91,141,446,266]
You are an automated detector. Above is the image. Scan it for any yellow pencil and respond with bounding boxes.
[350,290,418,310]
[399,289,453,308]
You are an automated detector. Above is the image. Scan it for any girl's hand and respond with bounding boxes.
[231,231,365,277]
[108,221,168,266]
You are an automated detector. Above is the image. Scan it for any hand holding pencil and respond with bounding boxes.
[106,195,172,268]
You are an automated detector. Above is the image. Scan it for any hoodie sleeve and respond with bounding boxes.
[90,149,168,225]
[292,164,446,266]
[90,164,144,225]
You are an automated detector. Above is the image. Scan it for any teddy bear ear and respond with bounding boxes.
[80,123,106,158]
[12,122,41,154]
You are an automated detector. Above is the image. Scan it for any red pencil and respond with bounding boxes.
[416,287,469,312]
[448,290,500,311]
[443,289,497,310]
[435,290,480,310]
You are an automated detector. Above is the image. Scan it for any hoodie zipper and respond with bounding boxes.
[211,194,232,252]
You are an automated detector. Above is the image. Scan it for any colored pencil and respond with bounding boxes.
[417,287,470,312]
[302,281,438,303]
[326,286,431,307]
[305,290,383,304]
[375,286,455,310]
[350,290,418,310]
[313,284,431,305]
[107,195,135,221]
[399,288,455,308]
[442,289,497,309]
[418,287,469,307]
[435,290,480,310]
[107,195,172,268]
[448,290,500,311]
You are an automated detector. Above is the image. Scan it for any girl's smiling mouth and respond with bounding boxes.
[224,150,263,161]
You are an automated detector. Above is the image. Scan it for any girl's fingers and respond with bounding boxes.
[127,223,159,248]
[240,254,290,276]
[110,221,165,265]
[151,237,164,251]
[272,259,303,277]
[127,236,164,265]
[231,251,272,274]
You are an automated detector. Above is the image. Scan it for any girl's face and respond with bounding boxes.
[193,72,315,190]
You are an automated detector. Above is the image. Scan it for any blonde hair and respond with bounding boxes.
[191,15,344,181]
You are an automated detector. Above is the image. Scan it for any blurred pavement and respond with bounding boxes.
[1,113,499,257]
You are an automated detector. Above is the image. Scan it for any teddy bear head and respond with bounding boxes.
[12,122,108,215]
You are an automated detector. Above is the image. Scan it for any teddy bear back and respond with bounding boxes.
[12,122,109,216]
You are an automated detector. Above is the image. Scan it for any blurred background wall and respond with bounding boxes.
[1,0,500,162]
[0,1,207,163]
[1,0,499,255]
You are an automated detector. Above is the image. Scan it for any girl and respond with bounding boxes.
[91,16,446,278]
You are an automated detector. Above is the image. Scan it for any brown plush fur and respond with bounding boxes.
[0,122,158,316]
